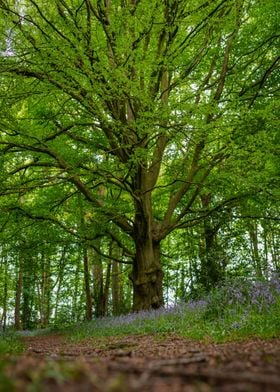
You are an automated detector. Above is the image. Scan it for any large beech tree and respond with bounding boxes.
[0,0,279,310]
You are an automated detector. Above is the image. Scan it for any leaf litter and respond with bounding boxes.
[1,333,280,391]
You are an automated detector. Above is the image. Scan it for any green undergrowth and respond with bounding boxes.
[66,302,280,344]
[0,332,24,355]
[66,278,280,343]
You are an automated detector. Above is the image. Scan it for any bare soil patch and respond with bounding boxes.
[1,333,280,391]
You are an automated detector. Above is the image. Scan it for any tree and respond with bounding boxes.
[0,0,279,310]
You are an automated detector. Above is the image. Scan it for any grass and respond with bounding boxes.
[0,332,24,355]
[67,275,280,343]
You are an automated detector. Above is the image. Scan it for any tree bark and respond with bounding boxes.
[112,259,120,316]
[83,247,93,321]
[131,195,164,310]
[248,222,263,279]
[131,238,164,311]
[102,261,111,316]
[90,244,105,317]
[54,247,67,322]
[0,254,8,332]
[14,256,23,330]
[70,258,81,322]
[198,194,224,290]
[130,166,165,311]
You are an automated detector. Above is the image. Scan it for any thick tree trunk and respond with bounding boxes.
[131,168,164,311]
[131,234,164,311]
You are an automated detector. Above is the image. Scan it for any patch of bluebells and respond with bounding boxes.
[229,308,250,331]
[84,307,169,331]
[238,274,279,311]
[220,273,280,331]
[81,274,280,334]
[211,273,280,312]
[187,299,209,310]
[83,299,209,332]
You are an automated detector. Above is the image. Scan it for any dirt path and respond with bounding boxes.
[2,333,280,391]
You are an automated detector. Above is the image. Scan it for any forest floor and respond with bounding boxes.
[2,333,280,391]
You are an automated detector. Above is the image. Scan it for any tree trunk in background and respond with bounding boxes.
[179,264,187,300]
[36,279,43,327]
[1,254,8,331]
[22,255,35,330]
[198,194,225,291]
[71,257,81,322]
[248,222,263,279]
[54,247,67,322]
[37,251,50,327]
[262,223,269,278]
[83,247,93,320]
[42,254,51,327]
[112,259,120,316]
[119,261,125,312]
[189,255,196,295]
[200,224,221,288]
[271,232,279,272]
[90,243,105,317]
[14,255,23,330]
[102,262,111,316]
[111,241,123,316]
